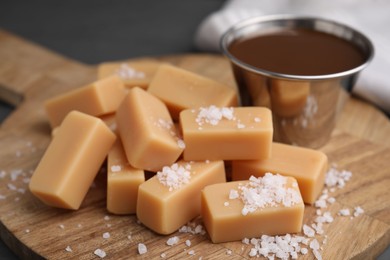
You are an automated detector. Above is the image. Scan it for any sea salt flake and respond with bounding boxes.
[138,243,147,255]
[166,236,179,246]
[111,165,121,172]
[94,248,106,258]
[338,208,350,216]
[157,163,191,191]
[354,206,364,217]
[229,189,239,200]
[303,224,315,237]
[177,139,186,149]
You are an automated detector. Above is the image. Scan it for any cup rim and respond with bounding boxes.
[220,14,375,81]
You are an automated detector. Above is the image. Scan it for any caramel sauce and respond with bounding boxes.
[228,29,366,76]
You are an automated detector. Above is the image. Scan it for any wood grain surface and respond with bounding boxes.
[0,28,389,259]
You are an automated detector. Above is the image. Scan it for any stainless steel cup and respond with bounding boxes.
[221,15,374,148]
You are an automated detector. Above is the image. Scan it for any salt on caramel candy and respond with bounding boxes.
[107,139,145,215]
[232,142,328,204]
[180,106,273,161]
[147,64,238,120]
[116,87,184,172]
[98,59,162,89]
[29,111,116,210]
[45,75,126,128]
[137,160,226,235]
[202,174,304,243]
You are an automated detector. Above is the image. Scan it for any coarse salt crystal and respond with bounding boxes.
[0,170,6,178]
[188,250,195,255]
[59,224,65,229]
[325,167,352,188]
[7,183,16,191]
[104,215,110,221]
[254,117,261,123]
[229,189,239,200]
[160,252,167,258]
[138,243,147,255]
[303,224,315,237]
[116,64,145,79]
[166,236,179,246]
[195,106,234,126]
[226,250,232,255]
[224,201,229,206]
[65,246,72,252]
[157,163,191,191]
[25,229,30,233]
[185,239,191,247]
[301,248,308,254]
[354,206,364,217]
[235,173,301,216]
[242,238,250,244]
[177,139,186,149]
[94,249,106,258]
[338,209,350,216]
[102,232,110,239]
[0,195,6,200]
[111,165,121,172]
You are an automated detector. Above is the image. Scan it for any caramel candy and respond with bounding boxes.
[116,87,184,172]
[107,139,145,215]
[180,106,273,161]
[201,174,304,243]
[29,111,116,210]
[137,160,226,235]
[98,59,162,89]
[232,142,328,204]
[270,79,310,117]
[45,75,126,128]
[148,64,238,120]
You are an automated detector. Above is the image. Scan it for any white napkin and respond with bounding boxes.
[194,0,390,114]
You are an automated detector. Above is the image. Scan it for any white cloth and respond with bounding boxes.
[194,0,390,114]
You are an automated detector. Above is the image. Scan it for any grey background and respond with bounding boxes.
[0,1,389,259]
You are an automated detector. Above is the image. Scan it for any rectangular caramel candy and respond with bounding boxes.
[137,160,226,235]
[98,59,162,89]
[107,139,145,215]
[29,111,116,210]
[45,75,126,128]
[232,142,328,204]
[116,87,184,171]
[201,174,304,243]
[180,106,273,161]
[147,64,238,120]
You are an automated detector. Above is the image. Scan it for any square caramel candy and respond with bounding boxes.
[116,87,184,172]
[180,106,273,161]
[45,75,126,128]
[147,64,238,120]
[98,59,162,89]
[136,160,226,235]
[201,174,304,243]
[107,139,145,215]
[29,111,116,210]
[232,142,328,204]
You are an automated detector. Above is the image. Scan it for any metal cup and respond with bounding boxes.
[220,15,374,148]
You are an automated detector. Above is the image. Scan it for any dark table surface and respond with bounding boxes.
[0,1,389,259]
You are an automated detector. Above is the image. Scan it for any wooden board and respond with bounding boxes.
[0,28,389,259]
